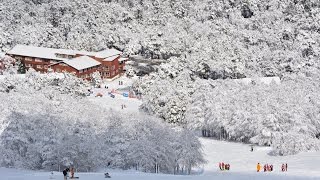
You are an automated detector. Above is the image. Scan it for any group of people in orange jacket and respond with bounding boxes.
[256,163,287,172]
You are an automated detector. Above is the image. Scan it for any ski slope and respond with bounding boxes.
[88,76,142,113]
[1,138,320,180]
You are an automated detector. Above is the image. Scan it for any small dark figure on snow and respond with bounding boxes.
[105,172,111,178]
[285,163,288,171]
[63,169,68,180]
[251,145,253,152]
[270,165,273,171]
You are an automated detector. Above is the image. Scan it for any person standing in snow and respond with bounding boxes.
[221,162,225,170]
[219,162,222,170]
[285,163,288,171]
[70,167,75,178]
[256,163,261,172]
[63,169,68,180]
[281,164,285,172]
[226,164,230,170]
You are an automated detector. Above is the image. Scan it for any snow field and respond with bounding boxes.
[201,138,320,178]
[1,138,320,180]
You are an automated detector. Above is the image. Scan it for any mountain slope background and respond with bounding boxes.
[1,0,320,77]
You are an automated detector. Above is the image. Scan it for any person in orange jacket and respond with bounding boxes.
[257,163,261,172]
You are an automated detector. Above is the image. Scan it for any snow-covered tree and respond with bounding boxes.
[91,71,102,88]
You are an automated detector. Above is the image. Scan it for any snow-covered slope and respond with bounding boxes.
[1,138,319,180]
[201,138,320,178]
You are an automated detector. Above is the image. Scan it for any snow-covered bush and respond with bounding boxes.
[0,55,16,75]
[0,69,89,97]
[91,71,102,88]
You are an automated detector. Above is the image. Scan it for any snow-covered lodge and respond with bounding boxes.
[6,45,128,79]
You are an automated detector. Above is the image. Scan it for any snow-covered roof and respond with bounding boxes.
[95,48,122,58]
[103,55,119,62]
[234,77,281,85]
[7,45,74,61]
[6,45,123,61]
[62,56,101,70]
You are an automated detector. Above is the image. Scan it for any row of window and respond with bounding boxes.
[99,65,117,71]
[55,53,74,59]
[79,66,98,73]
[26,64,48,69]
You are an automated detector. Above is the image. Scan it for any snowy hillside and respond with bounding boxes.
[1,138,320,180]
[1,0,320,77]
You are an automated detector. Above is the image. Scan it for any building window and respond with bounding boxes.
[106,72,110,77]
[56,68,61,72]
[15,56,23,61]
[25,57,33,61]
[112,71,115,76]
[36,65,42,69]
[26,64,32,68]
[35,58,42,62]
[44,65,48,69]
[111,65,115,70]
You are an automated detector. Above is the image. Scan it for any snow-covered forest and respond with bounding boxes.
[134,59,320,155]
[1,0,320,76]
[0,71,205,173]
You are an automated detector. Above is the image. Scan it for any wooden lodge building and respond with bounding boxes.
[6,45,128,79]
